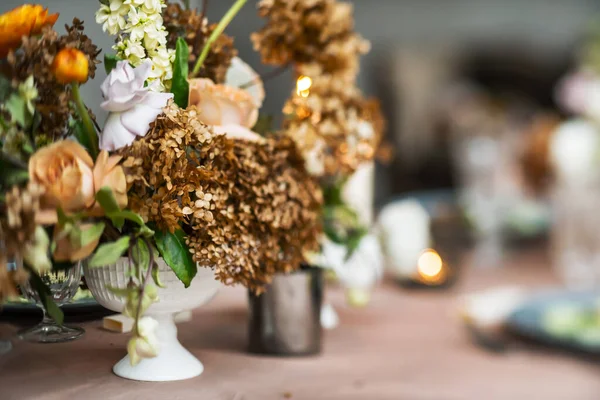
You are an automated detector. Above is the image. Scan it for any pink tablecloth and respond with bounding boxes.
[1,250,600,400]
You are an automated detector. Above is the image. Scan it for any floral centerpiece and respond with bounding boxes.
[0,0,322,379]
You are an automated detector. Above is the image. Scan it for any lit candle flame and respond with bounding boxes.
[417,249,446,284]
[296,75,312,98]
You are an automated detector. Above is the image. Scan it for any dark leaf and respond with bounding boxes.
[104,54,121,74]
[154,229,196,288]
[171,38,190,108]
[28,272,64,325]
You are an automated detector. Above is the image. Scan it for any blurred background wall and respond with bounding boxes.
[3,0,600,204]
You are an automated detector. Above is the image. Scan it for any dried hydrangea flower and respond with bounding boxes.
[120,103,322,293]
[283,75,385,178]
[252,0,370,81]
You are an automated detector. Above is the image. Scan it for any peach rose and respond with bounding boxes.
[188,78,263,142]
[90,150,128,215]
[29,141,127,223]
[30,140,95,223]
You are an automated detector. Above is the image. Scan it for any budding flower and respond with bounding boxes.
[52,48,89,84]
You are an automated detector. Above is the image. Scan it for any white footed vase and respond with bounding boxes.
[84,258,220,382]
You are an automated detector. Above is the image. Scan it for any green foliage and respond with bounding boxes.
[252,114,274,137]
[5,94,30,128]
[154,229,196,288]
[71,118,95,157]
[96,187,123,228]
[80,222,106,247]
[151,261,166,288]
[27,271,64,325]
[104,54,120,74]
[88,236,131,267]
[171,38,190,108]
[0,153,28,191]
[322,178,369,260]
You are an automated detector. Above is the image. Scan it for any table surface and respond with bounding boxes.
[2,249,600,400]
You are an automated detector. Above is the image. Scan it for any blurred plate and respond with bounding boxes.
[1,290,105,316]
[506,290,600,355]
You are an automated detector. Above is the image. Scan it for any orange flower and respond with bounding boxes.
[89,150,128,215]
[30,142,127,224]
[0,4,58,58]
[52,48,89,84]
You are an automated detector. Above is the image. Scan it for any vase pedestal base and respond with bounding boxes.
[112,315,203,382]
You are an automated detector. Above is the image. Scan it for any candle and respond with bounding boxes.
[417,248,448,285]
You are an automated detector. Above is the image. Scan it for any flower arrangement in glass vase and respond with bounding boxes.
[0,0,322,381]
[250,0,388,329]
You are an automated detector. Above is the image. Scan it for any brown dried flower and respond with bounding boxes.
[283,75,385,178]
[120,103,322,293]
[163,1,237,83]
[0,182,45,301]
[252,0,370,81]
[7,19,101,141]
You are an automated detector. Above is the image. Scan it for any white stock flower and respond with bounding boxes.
[98,0,172,91]
[96,3,128,35]
[100,61,173,151]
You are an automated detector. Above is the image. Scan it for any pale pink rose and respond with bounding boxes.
[100,60,173,151]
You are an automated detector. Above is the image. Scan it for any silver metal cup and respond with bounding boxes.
[248,268,323,356]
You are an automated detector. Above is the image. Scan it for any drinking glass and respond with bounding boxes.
[552,177,600,289]
[18,264,84,343]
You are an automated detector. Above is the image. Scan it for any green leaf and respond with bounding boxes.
[132,238,150,270]
[5,94,29,128]
[80,222,105,247]
[96,187,123,228]
[28,272,64,325]
[151,261,166,288]
[171,38,190,108]
[72,119,94,156]
[252,114,274,137]
[88,236,131,268]
[106,210,145,227]
[0,75,12,103]
[154,229,196,288]
[56,207,70,226]
[104,54,121,74]
[139,225,155,238]
[107,286,132,298]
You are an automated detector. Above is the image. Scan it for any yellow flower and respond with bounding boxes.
[52,48,89,84]
[0,5,59,58]
[29,142,127,223]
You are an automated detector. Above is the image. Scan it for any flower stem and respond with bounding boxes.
[191,0,247,77]
[182,0,191,10]
[71,84,99,159]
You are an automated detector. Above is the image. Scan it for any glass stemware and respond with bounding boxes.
[18,264,84,343]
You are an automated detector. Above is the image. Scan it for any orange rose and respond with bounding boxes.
[29,141,127,223]
[52,48,89,84]
[52,223,101,262]
[0,5,59,58]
